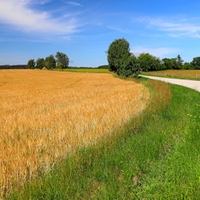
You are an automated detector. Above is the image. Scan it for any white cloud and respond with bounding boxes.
[0,0,78,34]
[29,0,51,5]
[131,46,180,58]
[138,17,200,38]
[66,1,82,6]
[107,26,131,34]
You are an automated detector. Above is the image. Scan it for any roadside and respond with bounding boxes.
[140,75,200,92]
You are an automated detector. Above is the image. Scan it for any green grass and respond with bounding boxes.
[52,68,111,73]
[7,77,200,199]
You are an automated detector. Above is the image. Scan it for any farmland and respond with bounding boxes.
[53,68,110,73]
[0,70,149,196]
[143,69,200,80]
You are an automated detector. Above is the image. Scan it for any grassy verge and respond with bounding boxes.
[52,68,111,73]
[7,77,200,199]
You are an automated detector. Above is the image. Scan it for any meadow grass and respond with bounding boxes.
[143,69,200,80]
[52,68,110,73]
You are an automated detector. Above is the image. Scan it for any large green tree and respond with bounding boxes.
[55,52,69,70]
[162,58,180,70]
[57,62,64,71]
[27,59,35,69]
[191,57,200,69]
[35,58,45,69]
[44,55,56,70]
[138,53,161,71]
[182,62,191,70]
[107,38,131,75]
[119,54,140,77]
[177,55,184,68]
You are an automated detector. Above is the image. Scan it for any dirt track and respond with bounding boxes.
[140,75,200,92]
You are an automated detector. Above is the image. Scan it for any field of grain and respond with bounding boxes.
[0,70,149,195]
[143,70,200,79]
[53,68,110,73]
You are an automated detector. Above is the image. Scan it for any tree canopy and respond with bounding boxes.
[191,57,200,69]
[55,52,69,70]
[138,53,161,72]
[44,55,56,70]
[107,38,140,77]
[27,59,35,69]
[107,38,131,75]
[35,58,45,69]
[177,55,184,68]
[57,62,64,71]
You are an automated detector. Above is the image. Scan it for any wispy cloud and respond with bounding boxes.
[30,0,51,5]
[66,1,82,6]
[138,17,200,38]
[0,0,78,34]
[131,46,180,58]
[107,26,131,34]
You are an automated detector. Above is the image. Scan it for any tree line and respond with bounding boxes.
[136,53,200,71]
[106,38,200,77]
[27,52,69,71]
[0,65,28,69]
[2,39,200,73]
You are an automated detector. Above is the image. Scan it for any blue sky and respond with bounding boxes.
[0,0,200,67]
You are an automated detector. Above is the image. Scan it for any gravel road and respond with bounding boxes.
[140,75,200,92]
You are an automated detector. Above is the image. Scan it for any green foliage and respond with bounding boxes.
[57,62,64,71]
[107,38,131,75]
[191,57,200,69]
[27,59,35,69]
[98,65,109,69]
[177,55,184,67]
[182,62,191,70]
[55,52,69,69]
[0,65,28,69]
[138,53,161,71]
[44,55,56,70]
[35,58,44,70]
[162,57,180,70]
[119,55,140,77]
[107,38,140,76]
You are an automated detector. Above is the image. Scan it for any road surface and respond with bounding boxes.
[140,75,200,92]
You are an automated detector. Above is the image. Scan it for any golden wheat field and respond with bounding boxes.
[0,69,149,194]
[143,70,200,79]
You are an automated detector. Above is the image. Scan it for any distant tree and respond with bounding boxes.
[191,57,200,69]
[55,52,69,69]
[98,65,109,69]
[182,62,191,70]
[162,57,180,70]
[170,58,179,69]
[177,55,184,68]
[57,62,64,71]
[27,59,35,69]
[162,58,173,69]
[107,38,131,75]
[44,55,56,70]
[35,58,45,69]
[138,53,161,71]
